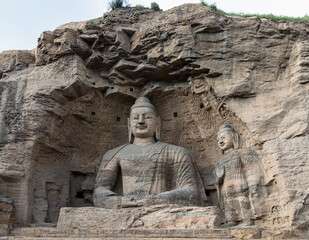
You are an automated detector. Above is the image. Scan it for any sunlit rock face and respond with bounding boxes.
[0,3,309,237]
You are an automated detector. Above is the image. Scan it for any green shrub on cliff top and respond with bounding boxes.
[135,4,145,10]
[151,2,161,11]
[108,0,130,10]
[201,0,309,21]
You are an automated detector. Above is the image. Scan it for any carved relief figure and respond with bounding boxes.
[93,97,206,208]
[215,123,264,227]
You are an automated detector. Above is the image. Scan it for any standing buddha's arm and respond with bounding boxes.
[242,149,260,193]
[215,163,225,185]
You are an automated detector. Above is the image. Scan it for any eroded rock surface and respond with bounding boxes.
[0,195,14,236]
[0,50,35,79]
[57,205,221,230]
[0,3,309,238]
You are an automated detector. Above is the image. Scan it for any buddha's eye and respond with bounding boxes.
[133,115,139,119]
[144,115,151,119]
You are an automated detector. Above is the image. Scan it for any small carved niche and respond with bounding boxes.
[69,172,94,207]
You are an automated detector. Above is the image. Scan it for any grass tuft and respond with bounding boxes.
[87,20,95,25]
[135,4,145,10]
[201,1,309,22]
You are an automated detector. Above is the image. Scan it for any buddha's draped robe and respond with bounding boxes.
[95,141,205,206]
[216,148,265,222]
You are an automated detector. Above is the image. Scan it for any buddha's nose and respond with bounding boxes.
[138,115,145,123]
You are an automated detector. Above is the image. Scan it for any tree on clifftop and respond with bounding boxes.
[151,2,161,11]
[108,0,129,10]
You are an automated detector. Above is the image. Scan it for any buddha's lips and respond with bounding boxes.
[137,125,147,129]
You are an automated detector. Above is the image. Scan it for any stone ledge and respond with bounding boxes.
[12,227,232,239]
[57,205,221,230]
[11,226,309,239]
[6,238,232,240]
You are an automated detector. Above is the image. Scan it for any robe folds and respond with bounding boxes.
[216,148,266,222]
[95,141,206,206]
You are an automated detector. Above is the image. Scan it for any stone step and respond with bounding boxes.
[6,237,230,240]
[11,227,234,239]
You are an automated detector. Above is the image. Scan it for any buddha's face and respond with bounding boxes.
[217,130,234,151]
[129,107,157,139]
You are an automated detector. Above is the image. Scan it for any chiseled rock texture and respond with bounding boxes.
[0,195,14,236]
[0,3,309,237]
[57,205,221,230]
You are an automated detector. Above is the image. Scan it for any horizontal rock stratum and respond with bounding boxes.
[0,3,309,239]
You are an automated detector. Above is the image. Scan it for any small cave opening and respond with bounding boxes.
[69,172,94,208]
[75,191,84,199]
[205,189,220,206]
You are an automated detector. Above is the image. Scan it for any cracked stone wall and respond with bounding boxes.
[0,4,309,229]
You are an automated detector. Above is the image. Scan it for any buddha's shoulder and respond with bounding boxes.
[103,144,129,161]
[157,141,189,153]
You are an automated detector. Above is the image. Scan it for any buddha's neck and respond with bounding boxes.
[224,148,235,154]
[133,137,156,146]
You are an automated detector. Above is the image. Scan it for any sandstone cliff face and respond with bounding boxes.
[0,4,308,232]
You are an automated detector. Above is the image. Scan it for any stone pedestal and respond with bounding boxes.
[57,205,221,230]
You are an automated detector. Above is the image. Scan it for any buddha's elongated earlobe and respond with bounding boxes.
[232,132,240,149]
[155,116,161,141]
[128,117,133,143]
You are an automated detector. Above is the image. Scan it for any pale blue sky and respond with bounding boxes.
[0,0,308,53]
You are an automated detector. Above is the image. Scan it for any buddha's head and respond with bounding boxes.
[217,123,240,152]
[128,97,160,142]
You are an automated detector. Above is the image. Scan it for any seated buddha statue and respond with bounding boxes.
[93,97,206,208]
